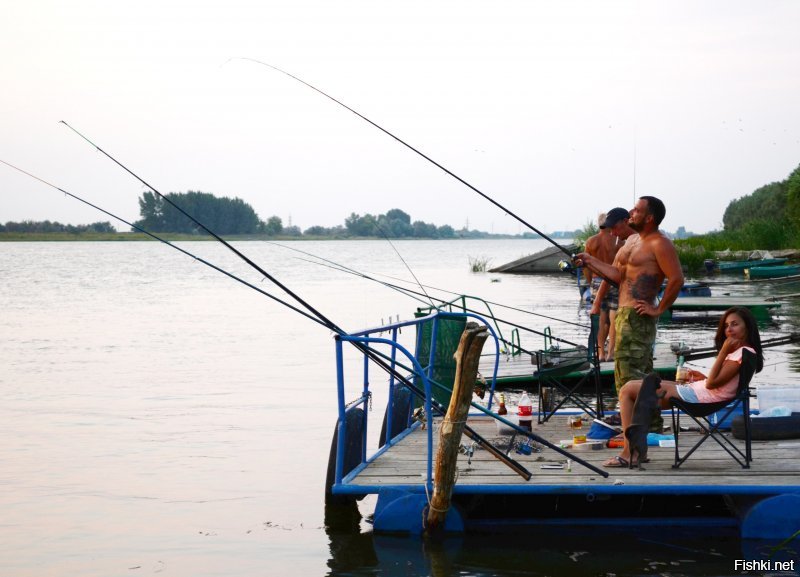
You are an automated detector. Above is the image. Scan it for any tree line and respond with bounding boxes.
[4,189,584,239]
[132,191,495,238]
[0,220,116,233]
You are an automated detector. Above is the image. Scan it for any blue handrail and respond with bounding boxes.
[330,311,502,499]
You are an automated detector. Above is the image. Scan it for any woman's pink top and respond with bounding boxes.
[689,346,754,403]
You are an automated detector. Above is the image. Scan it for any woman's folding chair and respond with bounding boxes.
[669,348,757,469]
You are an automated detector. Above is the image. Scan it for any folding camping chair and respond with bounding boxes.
[670,348,757,469]
[535,314,603,424]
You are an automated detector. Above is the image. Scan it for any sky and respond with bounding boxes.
[2,0,799,235]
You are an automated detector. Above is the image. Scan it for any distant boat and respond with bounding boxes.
[745,264,800,279]
[714,258,788,272]
[489,243,577,273]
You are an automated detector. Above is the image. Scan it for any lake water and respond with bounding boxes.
[2,239,799,576]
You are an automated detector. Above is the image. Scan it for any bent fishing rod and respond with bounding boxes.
[52,126,544,479]
[0,159,328,328]
[232,58,574,259]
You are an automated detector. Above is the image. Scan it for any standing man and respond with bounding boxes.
[583,212,619,361]
[576,197,684,427]
[591,208,635,362]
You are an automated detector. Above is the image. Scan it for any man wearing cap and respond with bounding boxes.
[591,208,636,361]
[583,212,620,361]
[576,197,684,427]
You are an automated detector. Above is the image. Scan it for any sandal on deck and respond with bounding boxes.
[603,455,629,468]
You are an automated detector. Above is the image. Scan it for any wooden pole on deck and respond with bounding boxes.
[426,322,488,533]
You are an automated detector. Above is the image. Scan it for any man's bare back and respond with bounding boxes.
[585,229,619,266]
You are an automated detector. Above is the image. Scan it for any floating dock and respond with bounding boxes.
[341,414,800,537]
[328,310,800,540]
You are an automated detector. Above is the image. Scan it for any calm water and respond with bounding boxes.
[2,239,799,576]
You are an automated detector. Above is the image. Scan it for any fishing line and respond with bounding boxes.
[293,255,582,351]
[230,58,574,259]
[265,240,588,329]
[0,158,329,329]
[372,222,436,308]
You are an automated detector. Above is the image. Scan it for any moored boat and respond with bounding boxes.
[714,257,788,272]
[745,264,800,279]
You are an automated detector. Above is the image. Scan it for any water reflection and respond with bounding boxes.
[323,502,800,577]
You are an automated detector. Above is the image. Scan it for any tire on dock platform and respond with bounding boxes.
[379,386,413,447]
[325,408,365,505]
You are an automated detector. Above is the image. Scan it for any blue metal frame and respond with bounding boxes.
[330,310,502,499]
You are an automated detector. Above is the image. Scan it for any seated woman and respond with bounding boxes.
[604,306,764,468]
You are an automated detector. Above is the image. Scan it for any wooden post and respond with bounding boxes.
[426,322,489,533]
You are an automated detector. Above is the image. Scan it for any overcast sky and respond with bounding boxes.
[2,0,799,235]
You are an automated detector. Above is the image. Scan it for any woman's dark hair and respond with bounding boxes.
[714,306,763,372]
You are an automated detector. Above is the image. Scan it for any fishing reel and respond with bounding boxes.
[558,259,578,273]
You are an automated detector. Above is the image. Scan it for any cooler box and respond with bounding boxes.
[757,387,800,413]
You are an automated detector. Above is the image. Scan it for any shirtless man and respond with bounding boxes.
[590,208,636,361]
[576,197,684,403]
[583,212,619,361]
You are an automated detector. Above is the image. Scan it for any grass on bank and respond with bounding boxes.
[675,218,800,273]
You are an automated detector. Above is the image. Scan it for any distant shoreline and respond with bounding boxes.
[0,232,558,242]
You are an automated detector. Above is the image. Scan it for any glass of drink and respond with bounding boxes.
[676,366,690,384]
[569,415,583,429]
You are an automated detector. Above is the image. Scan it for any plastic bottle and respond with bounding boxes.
[518,392,532,431]
[497,393,507,415]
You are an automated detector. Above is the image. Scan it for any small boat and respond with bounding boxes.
[713,258,788,272]
[581,280,711,303]
[745,264,800,279]
[490,243,578,273]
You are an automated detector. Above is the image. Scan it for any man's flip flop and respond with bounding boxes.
[603,455,629,468]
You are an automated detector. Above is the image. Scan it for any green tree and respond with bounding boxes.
[723,181,786,231]
[786,163,800,225]
[134,191,261,234]
[263,216,283,236]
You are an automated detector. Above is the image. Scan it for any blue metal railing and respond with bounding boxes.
[330,311,501,499]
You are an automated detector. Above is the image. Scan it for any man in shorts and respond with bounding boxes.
[577,197,684,430]
[583,212,618,360]
[590,207,634,362]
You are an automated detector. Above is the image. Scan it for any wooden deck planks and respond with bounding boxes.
[350,415,800,489]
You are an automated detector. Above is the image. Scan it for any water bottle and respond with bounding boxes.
[518,392,532,431]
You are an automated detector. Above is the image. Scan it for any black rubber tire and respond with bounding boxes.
[732,412,800,440]
[325,408,365,505]
[379,386,413,447]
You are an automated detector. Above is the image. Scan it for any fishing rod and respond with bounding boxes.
[232,58,574,260]
[60,123,608,477]
[54,126,560,479]
[0,158,328,328]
